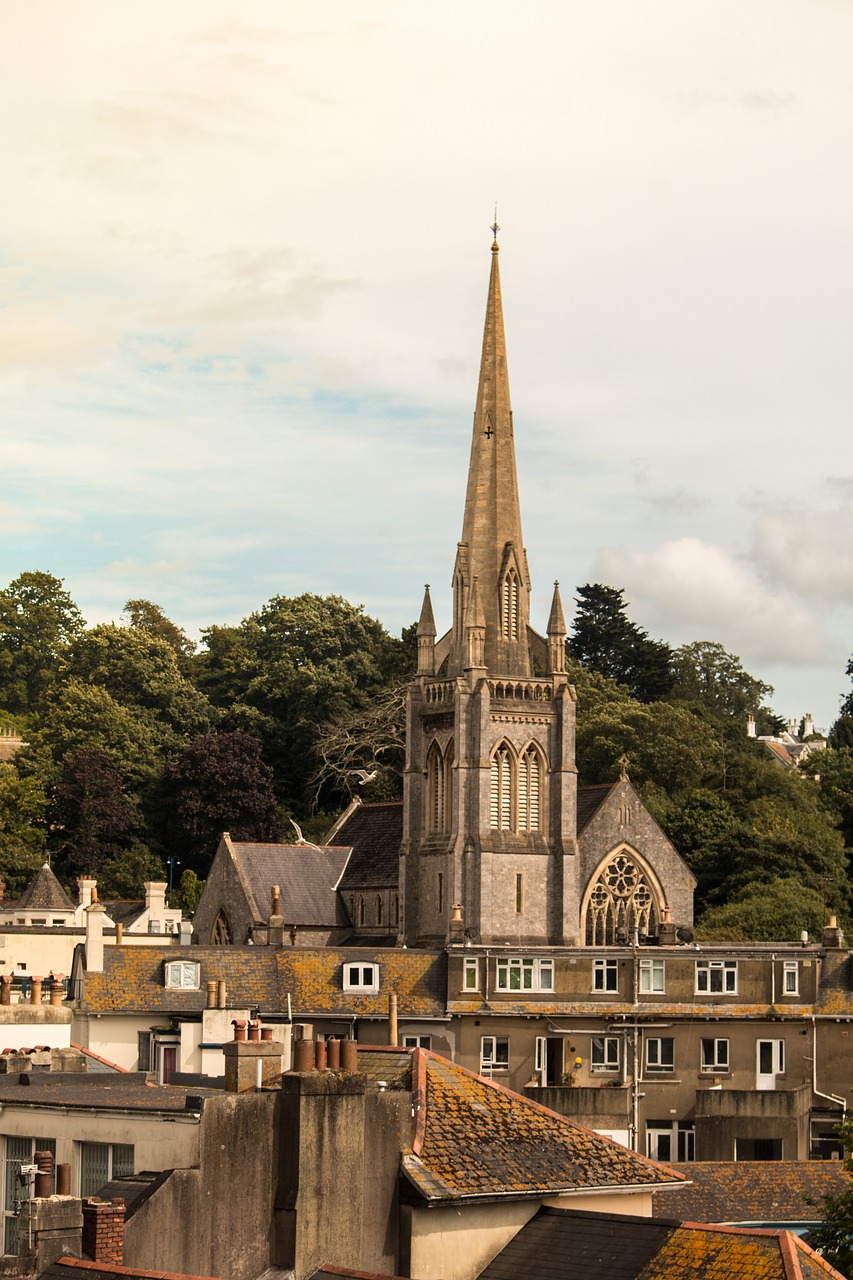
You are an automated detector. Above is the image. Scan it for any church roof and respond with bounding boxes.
[576,784,615,834]
[329,801,402,889]
[229,841,352,927]
[13,863,75,912]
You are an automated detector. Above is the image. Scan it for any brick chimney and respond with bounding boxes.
[82,1198,126,1264]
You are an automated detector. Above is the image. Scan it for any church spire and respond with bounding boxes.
[452,231,530,675]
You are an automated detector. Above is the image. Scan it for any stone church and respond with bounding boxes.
[398,233,695,949]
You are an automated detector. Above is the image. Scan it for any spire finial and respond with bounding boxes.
[491,205,500,252]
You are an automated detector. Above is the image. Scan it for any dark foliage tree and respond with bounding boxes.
[694,877,828,942]
[569,584,673,702]
[0,764,48,896]
[0,571,84,714]
[159,732,281,875]
[48,748,133,878]
[122,599,196,658]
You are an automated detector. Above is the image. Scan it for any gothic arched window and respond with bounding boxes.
[426,740,453,833]
[490,743,514,830]
[518,745,543,831]
[583,851,659,945]
[501,570,519,641]
[211,911,232,945]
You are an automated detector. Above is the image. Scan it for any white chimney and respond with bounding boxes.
[746,715,756,739]
[803,713,814,738]
[77,877,96,909]
[144,881,167,922]
[85,894,106,973]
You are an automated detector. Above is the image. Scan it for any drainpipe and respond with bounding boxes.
[631,1028,640,1152]
[770,953,776,1006]
[811,1016,846,1113]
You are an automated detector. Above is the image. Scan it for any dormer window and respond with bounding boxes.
[165,961,200,990]
[343,962,379,993]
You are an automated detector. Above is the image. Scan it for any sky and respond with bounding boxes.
[2,1,852,731]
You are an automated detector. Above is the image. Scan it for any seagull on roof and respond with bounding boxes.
[351,768,378,785]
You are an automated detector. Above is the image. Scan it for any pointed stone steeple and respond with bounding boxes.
[450,233,531,676]
[417,584,437,675]
[547,581,567,674]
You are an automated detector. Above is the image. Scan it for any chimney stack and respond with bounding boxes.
[85,895,106,973]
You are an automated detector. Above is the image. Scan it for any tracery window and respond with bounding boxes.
[501,571,519,641]
[490,744,513,830]
[211,911,232,945]
[584,851,658,945]
[517,746,542,831]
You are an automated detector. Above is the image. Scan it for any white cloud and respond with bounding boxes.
[595,537,838,666]
[751,507,853,604]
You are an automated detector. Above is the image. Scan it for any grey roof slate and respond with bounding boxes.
[576,784,615,835]
[331,802,402,889]
[231,842,352,926]
[650,1161,851,1225]
[14,863,75,912]
[477,1207,676,1280]
[0,1072,217,1113]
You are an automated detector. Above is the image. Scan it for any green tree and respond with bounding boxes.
[122,599,196,658]
[695,877,828,942]
[569,585,673,702]
[0,571,84,714]
[808,1117,853,1275]
[0,764,48,896]
[159,732,281,875]
[175,868,204,914]
[669,641,774,722]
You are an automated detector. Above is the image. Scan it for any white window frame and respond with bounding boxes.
[757,1038,785,1077]
[695,959,738,994]
[700,1037,730,1073]
[591,1036,620,1072]
[639,957,665,994]
[463,957,480,992]
[165,961,200,990]
[783,960,799,995]
[593,959,619,992]
[343,962,379,993]
[645,1037,674,1073]
[480,1035,509,1073]
[495,957,554,993]
[403,1034,431,1050]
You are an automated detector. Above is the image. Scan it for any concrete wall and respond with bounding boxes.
[694,1083,811,1160]
[0,1006,71,1050]
[123,1092,278,1280]
[0,1102,201,1192]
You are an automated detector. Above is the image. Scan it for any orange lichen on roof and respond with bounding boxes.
[638,1224,847,1280]
[402,1049,683,1202]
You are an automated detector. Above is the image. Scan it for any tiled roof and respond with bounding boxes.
[576,785,615,835]
[477,1208,848,1280]
[399,1049,683,1202]
[651,1162,851,1225]
[82,946,446,1019]
[14,863,75,911]
[477,1207,676,1280]
[329,801,403,889]
[446,999,814,1018]
[818,953,853,1014]
[102,899,146,927]
[639,1224,846,1280]
[231,842,352,927]
[46,1258,221,1280]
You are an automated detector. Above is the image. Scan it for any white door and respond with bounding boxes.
[756,1039,784,1090]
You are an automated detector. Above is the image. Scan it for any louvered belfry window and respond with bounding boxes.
[501,571,519,641]
[518,746,541,831]
[490,745,513,830]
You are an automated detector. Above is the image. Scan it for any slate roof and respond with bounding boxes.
[818,952,853,1015]
[576,784,615,835]
[328,801,403,889]
[13,863,75,911]
[477,1207,676,1280]
[102,899,147,928]
[92,1170,172,1218]
[81,945,446,1019]
[651,1162,851,1226]
[396,1048,683,1202]
[477,1207,848,1280]
[230,841,352,927]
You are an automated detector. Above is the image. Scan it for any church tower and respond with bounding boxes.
[400,233,580,947]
